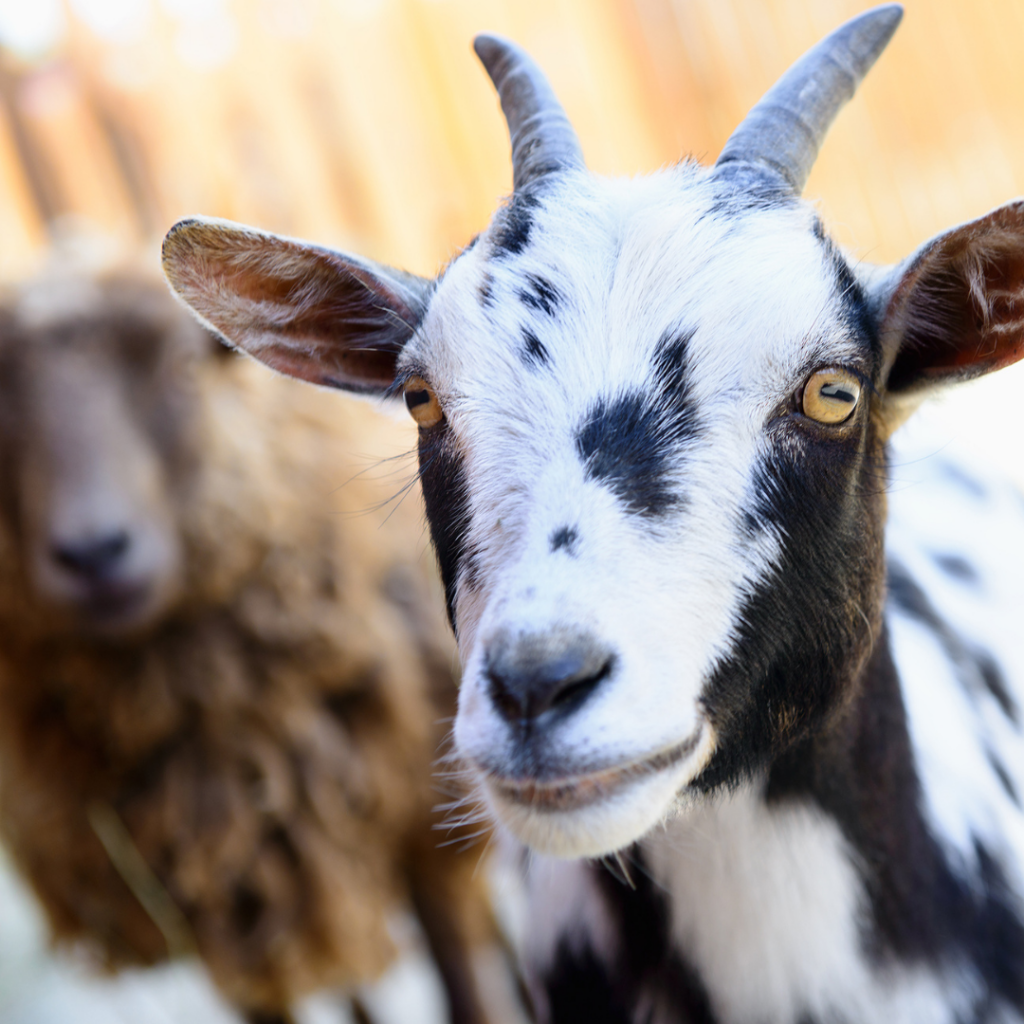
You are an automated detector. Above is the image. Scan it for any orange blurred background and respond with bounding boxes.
[0,0,1021,477]
[3,0,1024,273]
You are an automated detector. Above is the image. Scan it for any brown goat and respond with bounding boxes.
[0,267,503,1024]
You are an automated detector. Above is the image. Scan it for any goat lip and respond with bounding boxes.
[481,729,705,814]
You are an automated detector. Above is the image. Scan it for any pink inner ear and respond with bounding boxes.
[886,203,1024,393]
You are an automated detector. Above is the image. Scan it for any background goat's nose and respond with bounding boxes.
[485,630,614,724]
[51,530,131,580]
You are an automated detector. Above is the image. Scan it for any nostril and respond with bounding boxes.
[485,629,615,725]
[52,530,131,580]
[550,658,613,710]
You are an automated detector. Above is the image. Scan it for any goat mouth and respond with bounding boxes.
[483,728,707,814]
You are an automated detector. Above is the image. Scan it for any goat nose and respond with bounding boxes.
[485,629,614,725]
[51,530,131,580]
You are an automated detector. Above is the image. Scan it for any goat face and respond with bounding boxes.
[402,174,887,855]
[0,273,209,635]
[162,5,1024,857]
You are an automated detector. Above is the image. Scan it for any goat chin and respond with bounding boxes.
[483,724,718,858]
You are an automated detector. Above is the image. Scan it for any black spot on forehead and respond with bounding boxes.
[522,327,549,367]
[549,526,578,554]
[519,273,561,317]
[491,191,540,258]
[418,424,470,632]
[654,328,694,394]
[577,394,680,517]
[575,329,699,518]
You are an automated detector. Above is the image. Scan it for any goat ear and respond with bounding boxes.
[161,217,433,393]
[872,201,1024,419]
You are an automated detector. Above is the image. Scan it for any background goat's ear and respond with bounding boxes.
[161,217,433,393]
[873,201,1024,420]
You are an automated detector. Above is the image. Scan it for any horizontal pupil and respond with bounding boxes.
[820,383,856,403]
[405,389,431,409]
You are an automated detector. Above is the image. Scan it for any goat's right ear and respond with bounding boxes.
[867,200,1024,430]
[161,217,434,393]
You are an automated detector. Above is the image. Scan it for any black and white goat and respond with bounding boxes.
[161,6,1024,1021]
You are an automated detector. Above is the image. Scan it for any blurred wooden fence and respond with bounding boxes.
[2,0,1024,281]
[1,0,1023,480]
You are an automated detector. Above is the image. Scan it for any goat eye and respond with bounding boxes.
[403,376,443,428]
[802,368,861,425]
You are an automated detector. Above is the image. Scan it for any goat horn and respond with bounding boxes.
[474,34,585,192]
[714,4,903,193]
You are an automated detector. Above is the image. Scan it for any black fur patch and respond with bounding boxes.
[417,424,470,632]
[576,394,681,517]
[976,650,1019,726]
[811,219,879,361]
[971,840,1024,1009]
[539,856,718,1023]
[491,192,540,258]
[889,563,1019,725]
[988,750,1020,807]
[522,327,549,366]
[479,272,494,307]
[519,273,561,317]
[549,526,578,554]
[542,941,633,1024]
[698,417,882,793]
[575,330,698,518]
[933,551,980,585]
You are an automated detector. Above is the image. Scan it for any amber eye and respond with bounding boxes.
[403,376,443,428]
[801,368,862,425]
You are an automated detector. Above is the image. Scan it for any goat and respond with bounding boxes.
[0,264,507,1024]
[161,5,1024,1021]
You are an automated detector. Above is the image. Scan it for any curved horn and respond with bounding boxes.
[715,4,903,193]
[474,34,584,191]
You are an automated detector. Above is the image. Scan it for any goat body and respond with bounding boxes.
[0,271,497,1022]
[162,6,1024,1022]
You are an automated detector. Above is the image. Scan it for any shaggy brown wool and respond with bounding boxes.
[0,274,493,1020]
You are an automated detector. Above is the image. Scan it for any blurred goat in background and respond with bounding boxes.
[0,256,512,1024]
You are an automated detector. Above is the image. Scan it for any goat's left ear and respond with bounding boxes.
[870,200,1024,424]
[161,217,434,394]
